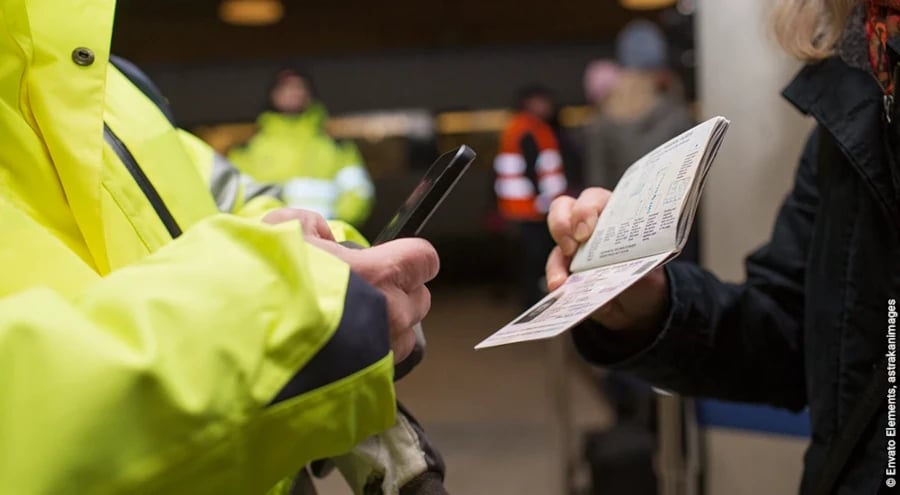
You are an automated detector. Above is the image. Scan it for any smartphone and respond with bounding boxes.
[373,145,477,245]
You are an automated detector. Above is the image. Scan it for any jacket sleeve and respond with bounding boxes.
[0,214,397,494]
[178,129,285,217]
[572,128,820,411]
[333,142,374,226]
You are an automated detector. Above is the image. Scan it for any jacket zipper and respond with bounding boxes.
[885,62,899,124]
[102,123,183,238]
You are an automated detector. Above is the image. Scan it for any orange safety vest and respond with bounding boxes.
[493,112,567,221]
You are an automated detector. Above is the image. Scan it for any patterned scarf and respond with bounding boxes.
[867,1,900,207]
[867,0,900,94]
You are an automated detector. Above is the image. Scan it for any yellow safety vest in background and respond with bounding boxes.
[228,106,375,227]
[0,0,395,493]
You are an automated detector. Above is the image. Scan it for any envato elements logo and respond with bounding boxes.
[887,298,898,489]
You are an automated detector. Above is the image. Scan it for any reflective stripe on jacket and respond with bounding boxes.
[493,112,567,221]
[0,1,396,493]
[228,108,374,226]
[178,129,285,219]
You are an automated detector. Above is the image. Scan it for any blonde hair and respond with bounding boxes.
[772,0,858,61]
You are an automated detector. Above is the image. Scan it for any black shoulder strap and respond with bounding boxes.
[109,55,176,126]
[519,132,540,189]
[810,130,889,495]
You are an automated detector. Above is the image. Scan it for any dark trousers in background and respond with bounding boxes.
[515,220,556,309]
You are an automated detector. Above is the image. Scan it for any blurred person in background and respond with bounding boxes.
[577,59,622,194]
[494,85,569,308]
[585,20,701,263]
[582,20,694,191]
[548,101,586,195]
[0,1,448,494]
[578,55,669,495]
[580,23,695,423]
[582,59,622,115]
[547,1,900,493]
[229,70,374,227]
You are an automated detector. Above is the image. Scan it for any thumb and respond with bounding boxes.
[370,238,440,291]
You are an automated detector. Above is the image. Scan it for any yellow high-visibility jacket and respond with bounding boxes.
[0,1,395,493]
[228,107,374,227]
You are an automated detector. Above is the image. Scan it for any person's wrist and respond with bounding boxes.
[627,280,670,337]
[587,318,662,357]
[587,268,670,352]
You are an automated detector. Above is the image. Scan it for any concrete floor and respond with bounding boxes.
[315,286,614,494]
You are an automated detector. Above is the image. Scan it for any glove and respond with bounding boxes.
[328,402,448,495]
[288,403,446,495]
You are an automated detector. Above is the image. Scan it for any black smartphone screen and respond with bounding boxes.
[373,145,476,245]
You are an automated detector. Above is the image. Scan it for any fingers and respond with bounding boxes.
[388,285,432,331]
[590,267,669,331]
[387,285,431,363]
[310,238,440,291]
[548,188,611,257]
[400,285,432,333]
[391,324,418,363]
[299,233,437,366]
[378,244,434,363]
[570,188,611,244]
[262,208,335,241]
[548,196,578,255]
[545,247,571,291]
[373,238,440,292]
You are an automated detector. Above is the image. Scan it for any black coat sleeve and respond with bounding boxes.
[572,128,821,411]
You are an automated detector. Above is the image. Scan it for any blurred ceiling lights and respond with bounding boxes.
[219,0,284,26]
[619,0,676,10]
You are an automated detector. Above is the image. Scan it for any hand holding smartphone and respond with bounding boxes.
[373,145,476,380]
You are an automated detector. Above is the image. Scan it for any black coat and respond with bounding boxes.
[573,57,900,494]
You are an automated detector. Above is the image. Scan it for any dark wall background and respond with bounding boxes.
[111,0,657,124]
[142,43,613,126]
[113,0,637,64]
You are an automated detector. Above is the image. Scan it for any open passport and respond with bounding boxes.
[475,116,730,349]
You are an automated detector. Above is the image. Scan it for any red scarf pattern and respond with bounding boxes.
[867,0,900,94]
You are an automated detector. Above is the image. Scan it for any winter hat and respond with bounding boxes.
[616,19,668,69]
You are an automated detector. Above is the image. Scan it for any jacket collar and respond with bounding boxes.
[259,103,329,134]
[0,0,116,269]
[783,57,900,228]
